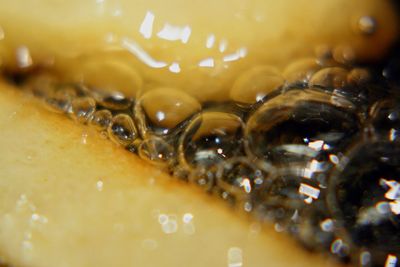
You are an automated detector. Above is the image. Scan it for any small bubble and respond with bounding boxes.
[320,218,334,232]
[357,16,377,35]
[360,251,371,266]
[135,87,201,137]
[90,109,113,131]
[71,96,96,124]
[93,90,132,110]
[108,114,138,147]
[230,65,284,104]
[138,136,175,167]
[178,111,244,170]
[283,58,321,85]
[309,67,348,89]
[347,68,371,85]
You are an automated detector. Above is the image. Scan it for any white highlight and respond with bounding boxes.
[169,62,181,73]
[16,46,33,68]
[121,37,167,69]
[198,57,215,68]
[157,24,191,44]
[299,183,320,204]
[227,247,243,267]
[219,39,228,53]
[385,254,397,267]
[223,48,248,62]
[139,11,155,39]
[206,34,215,48]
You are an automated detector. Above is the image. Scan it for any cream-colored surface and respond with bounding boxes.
[0,81,344,267]
[0,0,398,101]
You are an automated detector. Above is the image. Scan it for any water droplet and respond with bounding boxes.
[178,111,244,170]
[93,90,132,110]
[107,114,138,147]
[328,140,400,265]
[135,87,201,137]
[216,157,270,203]
[138,136,175,167]
[283,58,321,86]
[71,96,96,124]
[45,85,78,114]
[230,65,284,104]
[333,45,355,64]
[309,67,349,89]
[357,16,377,35]
[347,68,371,86]
[245,89,358,164]
[90,109,113,131]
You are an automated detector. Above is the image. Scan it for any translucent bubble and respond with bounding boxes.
[135,87,201,137]
[216,157,270,203]
[347,68,371,86]
[93,90,132,110]
[357,16,377,35]
[230,65,284,104]
[332,45,355,65]
[71,96,96,124]
[178,111,245,170]
[244,89,359,164]
[45,85,78,114]
[327,140,400,266]
[369,99,400,138]
[283,58,321,85]
[77,57,142,97]
[188,165,218,192]
[25,73,57,98]
[309,67,349,89]
[138,136,175,167]
[90,109,113,131]
[107,114,138,147]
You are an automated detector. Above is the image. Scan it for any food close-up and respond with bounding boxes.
[0,0,399,266]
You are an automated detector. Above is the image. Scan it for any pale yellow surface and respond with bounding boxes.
[0,81,344,267]
[0,0,398,101]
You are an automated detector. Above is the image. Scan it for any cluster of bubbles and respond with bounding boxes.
[18,50,400,266]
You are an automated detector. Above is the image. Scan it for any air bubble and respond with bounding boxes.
[216,157,270,204]
[283,58,321,86]
[327,140,400,266]
[347,68,371,86]
[245,89,359,164]
[357,16,377,36]
[71,96,96,124]
[90,109,113,131]
[369,99,400,138]
[309,67,349,89]
[135,87,201,137]
[107,114,138,147]
[93,90,132,110]
[45,85,78,114]
[230,65,284,104]
[138,136,175,167]
[178,111,245,170]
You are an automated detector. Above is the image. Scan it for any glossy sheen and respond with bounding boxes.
[0,0,398,101]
